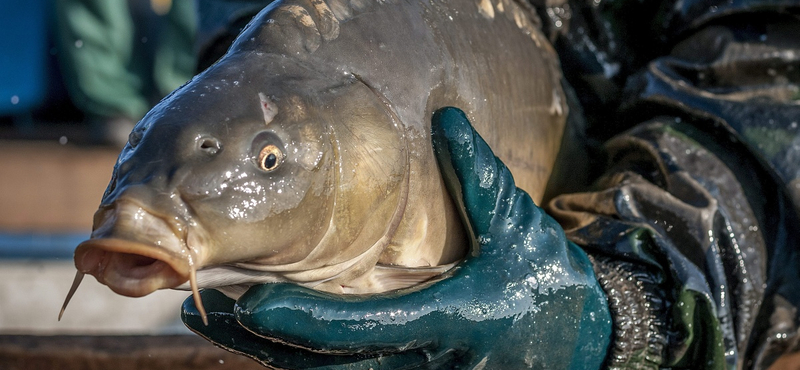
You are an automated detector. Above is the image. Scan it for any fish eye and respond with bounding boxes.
[257,144,284,172]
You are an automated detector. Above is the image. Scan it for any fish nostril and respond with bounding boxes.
[128,130,143,147]
[198,137,223,155]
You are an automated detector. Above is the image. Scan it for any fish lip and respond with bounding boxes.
[92,198,190,246]
[75,238,191,297]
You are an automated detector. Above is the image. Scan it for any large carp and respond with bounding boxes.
[61,0,569,320]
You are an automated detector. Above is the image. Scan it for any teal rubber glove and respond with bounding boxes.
[182,107,612,369]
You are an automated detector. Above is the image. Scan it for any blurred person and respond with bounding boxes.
[54,0,196,146]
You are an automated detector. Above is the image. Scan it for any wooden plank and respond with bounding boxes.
[0,140,118,232]
[0,335,265,370]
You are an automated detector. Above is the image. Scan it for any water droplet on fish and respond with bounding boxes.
[74,39,83,48]
[10,95,19,105]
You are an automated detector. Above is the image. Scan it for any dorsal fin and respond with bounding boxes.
[231,0,344,55]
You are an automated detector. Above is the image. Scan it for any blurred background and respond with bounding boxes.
[0,0,265,368]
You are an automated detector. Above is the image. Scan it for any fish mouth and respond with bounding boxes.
[74,238,190,297]
[62,201,211,324]
[74,200,202,297]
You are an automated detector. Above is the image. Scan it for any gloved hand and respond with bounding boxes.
[182,107,612,369]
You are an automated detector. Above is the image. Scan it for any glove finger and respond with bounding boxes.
[182,290,426,369]
[235,283,475,357]
[432,107,557,253]
[432,107,545,237]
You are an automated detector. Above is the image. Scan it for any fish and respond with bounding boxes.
[59,0,569,323]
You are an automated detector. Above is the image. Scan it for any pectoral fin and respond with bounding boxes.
[324,263,457,294]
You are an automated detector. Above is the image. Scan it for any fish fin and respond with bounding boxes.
[59,271,84,321]
[214,284,252,300]
[259,93,279,124]
[310,0,340,40]
[360,263,457,292]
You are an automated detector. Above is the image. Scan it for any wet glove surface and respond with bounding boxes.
[182,107,612,369]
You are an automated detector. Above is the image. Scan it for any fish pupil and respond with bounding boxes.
[265,153,277,169]
[257,144,282,171]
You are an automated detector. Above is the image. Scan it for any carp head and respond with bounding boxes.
[60,53,411,322]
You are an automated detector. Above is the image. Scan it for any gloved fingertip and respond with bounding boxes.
[431,107,475,166]
[432,107,471,138]
[181,290,238,340]
[235,283,439,353]
[234,284,334,346]
[184,289,236,315]
[235,283,321,317]
[432,107,512,236]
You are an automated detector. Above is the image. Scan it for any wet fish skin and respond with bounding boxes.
[70,0,568,300]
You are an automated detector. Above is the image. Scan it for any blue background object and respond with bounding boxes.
[0,232,87,259]
[0,0,50,115]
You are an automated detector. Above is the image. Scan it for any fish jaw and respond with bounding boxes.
[75,238,189,297]
[75,201,202,297]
